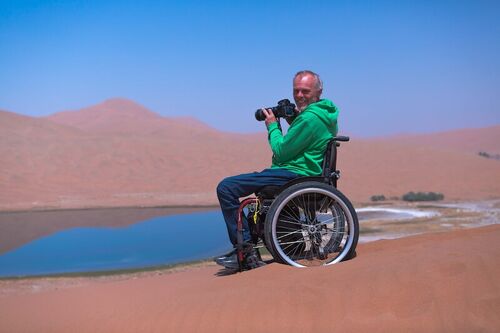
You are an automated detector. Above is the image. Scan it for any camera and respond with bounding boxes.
[255,99,297,121]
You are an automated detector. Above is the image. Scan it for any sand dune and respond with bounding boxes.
[47,98,217,135]
[338,138,500,202]
[1,225,499,332]
[0,98,498,211]
[374,125,500,154]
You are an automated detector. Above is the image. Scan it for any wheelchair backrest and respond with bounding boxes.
[321,136,349,186]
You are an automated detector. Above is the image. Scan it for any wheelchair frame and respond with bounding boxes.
[235,136,359,271]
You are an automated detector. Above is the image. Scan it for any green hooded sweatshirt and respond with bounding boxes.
[267,99,339,176]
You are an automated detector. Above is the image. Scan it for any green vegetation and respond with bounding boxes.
[402,191,444,202]
[479,151,490,158]
[370,195,386,202]
[479,151,500,160]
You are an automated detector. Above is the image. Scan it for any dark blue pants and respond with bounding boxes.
[216,168,300,246]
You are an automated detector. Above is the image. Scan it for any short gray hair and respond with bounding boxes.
[294,70,323,90]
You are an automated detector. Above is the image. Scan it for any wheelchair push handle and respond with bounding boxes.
[332,136,349,147]
[333,135,350,142]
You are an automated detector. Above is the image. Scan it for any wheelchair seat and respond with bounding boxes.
[255,177,324,198]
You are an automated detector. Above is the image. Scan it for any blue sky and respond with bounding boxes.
[1,0,499,136]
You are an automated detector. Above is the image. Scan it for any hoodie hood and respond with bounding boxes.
[302,99,339,136]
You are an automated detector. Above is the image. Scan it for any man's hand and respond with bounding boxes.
[262,108,277,127]
[285,107,300,125]
[284,107,300,125]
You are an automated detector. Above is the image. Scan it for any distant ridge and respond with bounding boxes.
[46,98,215,134]
[0,100,499,211]
[0,109,83,139]
[373,125,500,154]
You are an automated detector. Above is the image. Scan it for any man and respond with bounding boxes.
[215,70,339,269]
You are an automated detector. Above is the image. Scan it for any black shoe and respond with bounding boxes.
[244,248,266,270]
[214,249,237,266]
[217,253,240,270]
[224,248,267,271]
[216,248,267,271]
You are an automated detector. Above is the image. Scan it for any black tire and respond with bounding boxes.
[264,182,358,267]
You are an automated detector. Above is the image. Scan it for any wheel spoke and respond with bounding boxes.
[276,225,303,232]
[276,230,304,240]
[277,216,306,226]
[282,204,301,222]
[280,239,305,249]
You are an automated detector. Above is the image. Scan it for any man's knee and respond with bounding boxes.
[216,177,233,197]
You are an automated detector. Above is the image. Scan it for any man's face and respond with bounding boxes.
[293,74,322,111]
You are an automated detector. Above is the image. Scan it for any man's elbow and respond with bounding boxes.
[272,150,292,163]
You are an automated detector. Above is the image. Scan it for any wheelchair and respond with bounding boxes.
[235,136,359,271]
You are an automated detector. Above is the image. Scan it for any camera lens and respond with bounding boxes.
[255,109,266,121]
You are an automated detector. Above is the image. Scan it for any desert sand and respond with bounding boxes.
[1,224,499,333]
[0,98,499,211]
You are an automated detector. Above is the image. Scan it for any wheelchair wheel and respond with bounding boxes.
[264,182,358,267]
